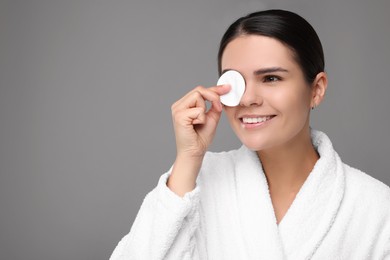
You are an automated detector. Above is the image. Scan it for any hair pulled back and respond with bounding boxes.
[218,9,325,84]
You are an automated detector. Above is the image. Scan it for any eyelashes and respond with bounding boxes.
[262,75,282,83]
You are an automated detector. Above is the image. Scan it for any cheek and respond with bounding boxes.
[273,87,310,115]
[223,107,236,122]
[268,87,311,140]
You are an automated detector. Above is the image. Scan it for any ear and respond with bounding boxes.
[311,72,328,109]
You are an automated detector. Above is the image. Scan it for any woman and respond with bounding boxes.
[110,10,390,259]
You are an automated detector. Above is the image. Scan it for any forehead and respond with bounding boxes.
[221,35,298,72]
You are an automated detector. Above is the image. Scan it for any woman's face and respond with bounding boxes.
[221,35,314,151]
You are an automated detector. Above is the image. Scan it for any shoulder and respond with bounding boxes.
[343,163,390,200]
[313,129,390,204]
[343,163,390,218]
[344,165,390,248]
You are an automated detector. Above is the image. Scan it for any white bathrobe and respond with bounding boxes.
[110,130,390,260]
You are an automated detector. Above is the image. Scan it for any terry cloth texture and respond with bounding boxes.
[110,130,390,260]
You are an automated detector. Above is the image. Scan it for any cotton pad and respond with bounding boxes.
[217,70,245,107]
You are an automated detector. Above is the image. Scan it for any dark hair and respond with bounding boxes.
[217,9,325,84]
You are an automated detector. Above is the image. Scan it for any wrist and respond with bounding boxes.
[175,153,204,165]
[167,155,204,197]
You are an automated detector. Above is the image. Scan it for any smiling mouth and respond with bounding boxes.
[240,115,276,124]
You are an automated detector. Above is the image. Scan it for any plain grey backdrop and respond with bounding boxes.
[1,0,389,259]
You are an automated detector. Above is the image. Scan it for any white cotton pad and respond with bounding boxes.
[217,70,245,107]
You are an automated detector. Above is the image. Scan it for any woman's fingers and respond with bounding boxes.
[206,84,231,111]
[172,84,231,113]
[174,107,206,126]
[171,84,231,159]
[172,84,232,130]
[209,84,231,96]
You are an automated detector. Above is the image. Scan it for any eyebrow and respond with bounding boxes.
[221,67,289,75]
[253,67,289,75]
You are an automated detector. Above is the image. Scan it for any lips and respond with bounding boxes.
[240,115,276,123]
[241,116,274,124]
[238,115,276,129]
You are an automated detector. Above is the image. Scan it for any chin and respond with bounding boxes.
[239,135,273,151]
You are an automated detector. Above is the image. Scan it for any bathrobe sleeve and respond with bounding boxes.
[110,171,202,260]
[384,241,390,259]
[383,232,390,259]
[382,210,390,260]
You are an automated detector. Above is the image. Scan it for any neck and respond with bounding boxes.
[256,127,319,193]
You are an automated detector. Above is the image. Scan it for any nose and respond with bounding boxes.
[239,80,263,107]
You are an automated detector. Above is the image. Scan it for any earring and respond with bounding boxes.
[311,103,316,110]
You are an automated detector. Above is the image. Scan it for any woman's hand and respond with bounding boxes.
[171,84,230,159]
[167,84,230,197]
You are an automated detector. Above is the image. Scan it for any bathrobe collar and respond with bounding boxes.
[234,129,345,259]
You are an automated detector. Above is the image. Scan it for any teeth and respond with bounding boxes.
[242,116,272,124]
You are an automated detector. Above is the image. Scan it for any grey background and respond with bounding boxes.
[1,0,389,259]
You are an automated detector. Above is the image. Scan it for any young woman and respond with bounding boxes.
[110,10,390,259]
